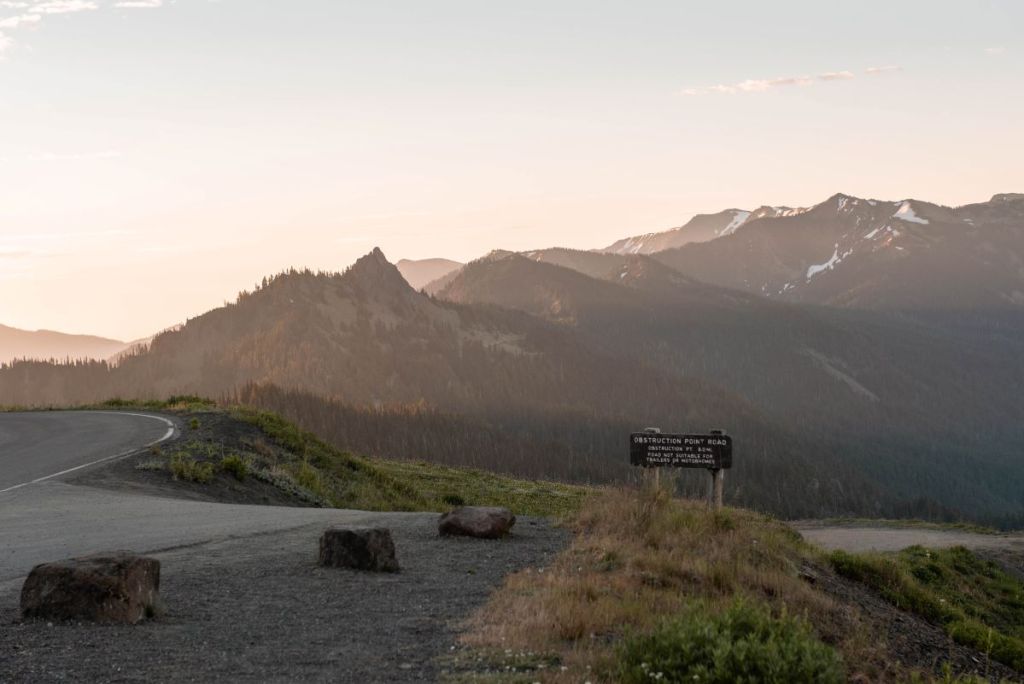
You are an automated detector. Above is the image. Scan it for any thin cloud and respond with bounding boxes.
[30,1,97,13]
[985,47,1006,56]
[819,71,855,81]
[865,65,902,75]
[1,0,162,60]
[0,13,39,28]
[685,70,864,96]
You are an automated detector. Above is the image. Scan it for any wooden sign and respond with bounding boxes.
[630,432,732,470]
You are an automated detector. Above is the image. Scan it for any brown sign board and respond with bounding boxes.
[630,433,732,470]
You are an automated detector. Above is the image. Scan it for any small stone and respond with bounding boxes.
[20,552,161,625]
[438,506,515,539]
[318,528,399,572]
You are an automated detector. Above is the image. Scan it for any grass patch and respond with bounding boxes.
[455,487,901,682]
[368,458,591,519]
[230,405,592,516]
[830,546,1024,672]
[169,452,215,483]
[220,454,249,481]
[615,598,843,683]
[96,396,217,412]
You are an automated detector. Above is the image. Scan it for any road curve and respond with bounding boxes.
[0,411,176,493]
[0,411,384,585]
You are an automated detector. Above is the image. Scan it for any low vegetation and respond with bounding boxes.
[831,546,1024,672]
[452,487,903,682]
[169,452,215,484]
[615,599,844,683]
[219,454,249,481]
[87,397,591,516]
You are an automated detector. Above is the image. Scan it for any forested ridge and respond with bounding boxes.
[2,240,1022,526]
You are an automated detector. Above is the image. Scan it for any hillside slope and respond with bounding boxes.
[602,205,807,254]
[0,251,879,517]
[436,252,1024,524]
[653,193,1024,315]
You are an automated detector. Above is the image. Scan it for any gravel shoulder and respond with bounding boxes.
[792,522,1024,554]
[0,513,567,683]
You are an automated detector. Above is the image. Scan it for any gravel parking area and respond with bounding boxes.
[0,513,567,683]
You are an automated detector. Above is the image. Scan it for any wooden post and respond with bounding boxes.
[706,469,715,509]
[643,427,662,493]
[713,468,724,510]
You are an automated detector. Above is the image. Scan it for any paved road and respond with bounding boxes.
[0,411,567,682]
[793,523,1024,553]
[0,411,384,585]
[0,411,175,492]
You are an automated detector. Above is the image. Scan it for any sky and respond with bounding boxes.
[1,0,1022,341]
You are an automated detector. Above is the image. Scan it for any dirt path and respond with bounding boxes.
[0,513,566,683]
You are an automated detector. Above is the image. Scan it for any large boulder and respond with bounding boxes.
[319,527,400,572]
[20,552,161,624]
[438,506,516,539]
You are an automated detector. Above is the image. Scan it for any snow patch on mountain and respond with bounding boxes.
[619,234,658,254]
[894,201,929,224]
[807,244,853,280]
[719,210,752,236]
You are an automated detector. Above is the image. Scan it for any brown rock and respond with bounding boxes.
[319,528,399,572]
[20,552,161,624]
[438,506,515,539]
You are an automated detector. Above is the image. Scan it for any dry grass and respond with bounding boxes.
[454,486,898,683]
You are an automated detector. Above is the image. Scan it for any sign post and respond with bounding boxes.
[630,428,732,511]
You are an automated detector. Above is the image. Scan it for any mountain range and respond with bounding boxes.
[395,258,463,290]
[0,325,132,365]
[2,191,1022,525]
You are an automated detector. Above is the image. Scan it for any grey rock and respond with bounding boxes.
[319,527,400,572]
[438,506,515,539]
[20,552,161,624]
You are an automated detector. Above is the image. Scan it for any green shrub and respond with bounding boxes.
[221,454,249,481]
[189,417,200,430]
[615,599,843,684]
[296,461,326,499]
[169,452,215,483]
[442,493,466,507]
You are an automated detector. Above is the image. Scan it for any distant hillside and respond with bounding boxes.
[0,324,128,365]
[438,250,1024,433]
[652,193,1024,315]
[0,249,891,517]
[602,206,807,255]
[3,207,1023,526]
[437,251,1024,525]
[396,258,463,290]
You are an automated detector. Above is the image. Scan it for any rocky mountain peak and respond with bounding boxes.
[343,248,412,292]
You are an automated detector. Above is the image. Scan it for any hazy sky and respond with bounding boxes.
[1,0,1022,340]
